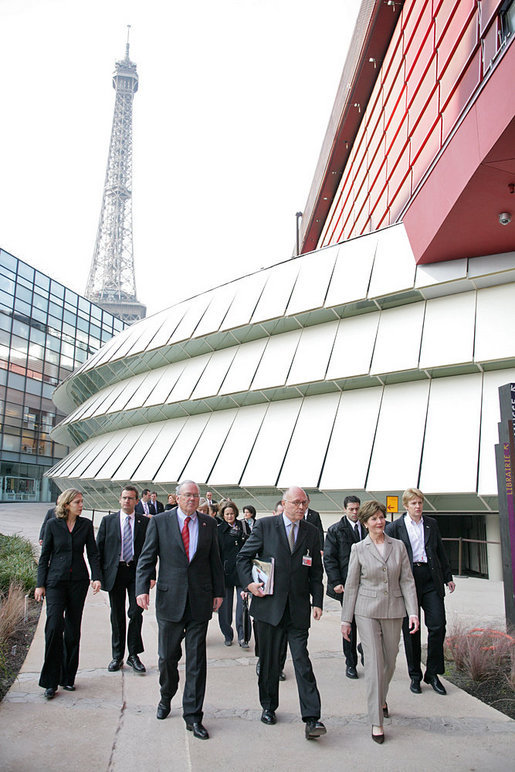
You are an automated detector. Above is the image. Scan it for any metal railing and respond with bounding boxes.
[442,537,500,577]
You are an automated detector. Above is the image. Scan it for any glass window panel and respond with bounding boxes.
[31,307,47,324]
[209,403,268,484]
[250,330,302,390]
[368,225,416,298]
[419,292,475,369]
[220,271,268,331]
[320,387,383,489]
[93,425,148,480]
[219,338,268,395]
[166,353,211,404]
[10,334,28,359]
[34,271,50,291]
[251,261,300,325]
[2,430,21,452]
[287,321,339,386]
[115,420,180,481]
[478,369,515,495]
[0,289,15,309]
[277,393,340,488]
[326,313,379,379]
[50,281,64,299]
[143,361,186,407]
[124,369,166,411]
[180,409,237,483]
[286,247,338,316]
[193,283,237,338]
[14,297,31,316]
[419,373,482,492]
[0,250,17,272]
[65,289,78,306]
[370,303,425,374]
[17,261,34,281]
[0,312,11,332]
[168,294,211,346]
[475,284,515,362]
[48,301,63,319]
[367,381,430,490]
[90,303,102,320]
[240,399,302,487]
[154,414,210,483]
[0,275,15,294]
[15,285,33,304]
[78,296,90,313]
[32,293,48,313]
[325,233,378,307]
[190,347,237,400]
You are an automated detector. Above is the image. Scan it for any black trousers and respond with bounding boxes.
[218,585,244,643]
[402,563,446,678]
[109,563,144,660]
[39,579,89,688]
[157,602,209,723]
[254,620,287,669]
[255,606,321,721]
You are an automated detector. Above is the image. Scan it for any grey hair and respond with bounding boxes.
[176,480,200,496]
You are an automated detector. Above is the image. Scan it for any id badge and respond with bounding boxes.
[302,549,312,567]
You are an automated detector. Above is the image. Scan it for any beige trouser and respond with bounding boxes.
[355,615,403,726]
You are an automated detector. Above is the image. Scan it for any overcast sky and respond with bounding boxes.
[0,0,360,314]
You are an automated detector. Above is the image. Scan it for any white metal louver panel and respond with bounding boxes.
[209,403,268,485]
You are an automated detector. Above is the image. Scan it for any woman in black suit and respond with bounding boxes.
[217,501,248,647]
[35,489,101,699]
[241,504,257,536]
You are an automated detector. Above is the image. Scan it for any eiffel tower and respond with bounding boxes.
[85,28,146,323]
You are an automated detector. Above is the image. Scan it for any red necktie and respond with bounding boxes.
[182,516,191,560]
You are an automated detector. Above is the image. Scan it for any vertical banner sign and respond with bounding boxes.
[495,383,515,629]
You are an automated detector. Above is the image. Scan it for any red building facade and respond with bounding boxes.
[301,0,515,264]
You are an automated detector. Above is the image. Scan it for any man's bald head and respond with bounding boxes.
[281,486,309,523]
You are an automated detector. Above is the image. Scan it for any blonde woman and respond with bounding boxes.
[35,489,101,699]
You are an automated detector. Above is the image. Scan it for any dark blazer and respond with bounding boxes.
[150,500,164,515]
[38,506,57,542]
[135,508,225,623]
[134,501,150,516]
[37,516,101,588]
[385,514,453,599]
[96,511,151,592]
[323,516,364,600]
[236,515,323,629]
[305,508,324,550]
[217,519,247,586]
[241,517,256,537]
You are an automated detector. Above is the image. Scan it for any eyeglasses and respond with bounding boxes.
[284,500,308,507]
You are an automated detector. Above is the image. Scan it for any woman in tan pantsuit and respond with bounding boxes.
[341,501,419,743]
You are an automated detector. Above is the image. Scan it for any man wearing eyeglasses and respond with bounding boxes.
[237,486,326,741]
[136,479,224,740]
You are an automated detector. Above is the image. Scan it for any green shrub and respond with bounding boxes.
[0,535,37,594]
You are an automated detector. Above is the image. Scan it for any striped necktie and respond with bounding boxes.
[122,516,133,562]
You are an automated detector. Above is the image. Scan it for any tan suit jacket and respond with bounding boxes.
[341,534,418,623]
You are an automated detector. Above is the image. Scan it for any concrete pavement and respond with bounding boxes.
[0,503,513,771]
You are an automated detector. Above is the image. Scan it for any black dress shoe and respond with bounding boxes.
[156,700,171,720]
[410,677,422,694]
[279,671,286,681]
[357,642,364,666]
[346,666,358,679]
[186,722,209,740]
[126,654,146,673]
[424,673,447,695]
[305,720,327,740]
[382,702,389,718]
[372,728,384,744]
[108,658,123,672]
[261,709,276,725]
[60,684,75,691]
[44,687,56,700]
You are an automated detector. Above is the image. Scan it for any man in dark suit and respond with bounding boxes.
[136,480,224,740]
[97,486,153,674]
[237,486,327,741]
[135,488,151,516]
[323,495,364,679]
[385,487,455,696]
[38,504,57,545]
[149,491,164,515]
[304,496,324,551]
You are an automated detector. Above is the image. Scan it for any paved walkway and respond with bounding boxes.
[0,503,513,771]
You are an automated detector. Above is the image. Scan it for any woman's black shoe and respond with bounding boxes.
[44,687,56,700]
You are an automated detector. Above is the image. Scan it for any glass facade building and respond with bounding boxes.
[0,247,125,502]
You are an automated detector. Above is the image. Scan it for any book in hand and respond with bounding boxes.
[251,557,275,595]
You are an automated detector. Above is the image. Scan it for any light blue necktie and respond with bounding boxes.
[122,516,133,562]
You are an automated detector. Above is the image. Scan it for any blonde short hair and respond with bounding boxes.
[56,488,82,519]
[402,488,424,507]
